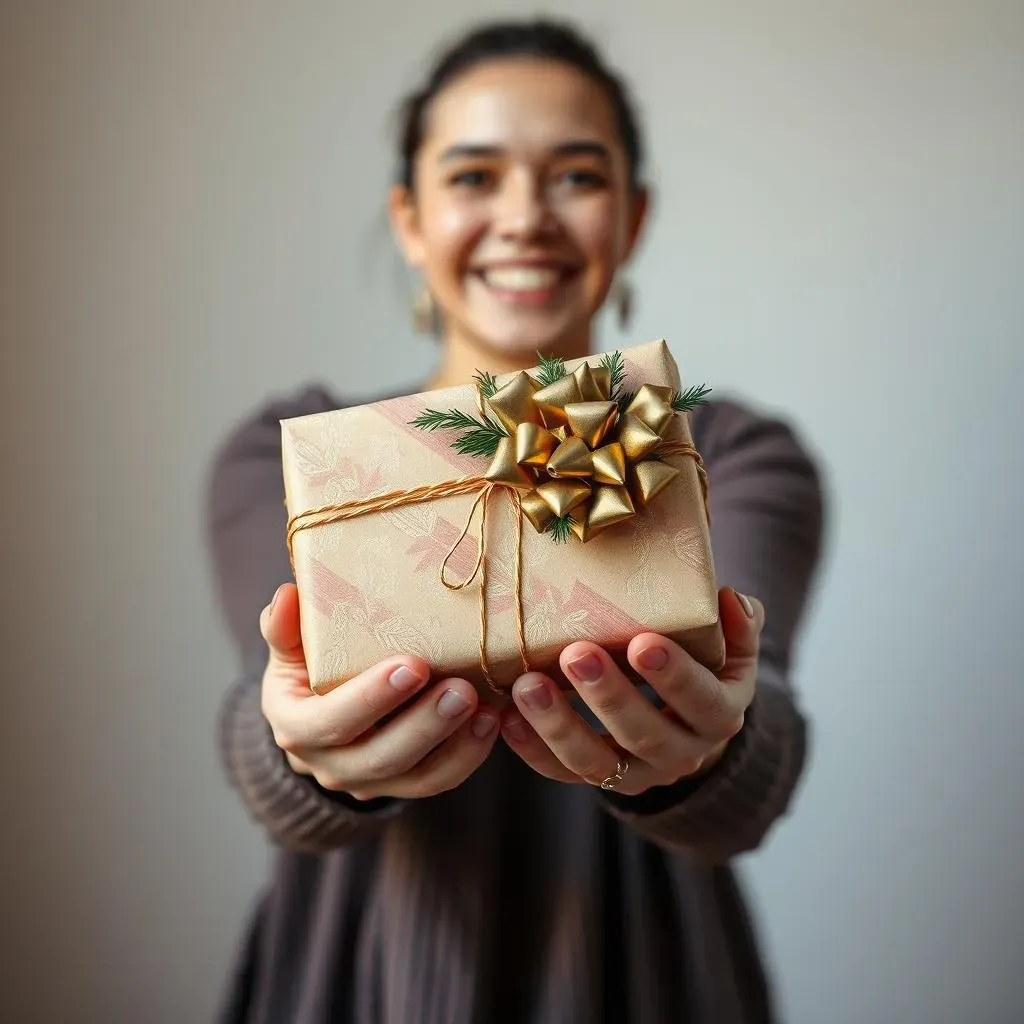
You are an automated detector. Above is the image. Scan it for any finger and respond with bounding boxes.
[316,677,479,788]
[260,583,305,667]
[510,672,632,788]
[267,652,435,752]
[560,642,707,773]
[368,708,500,800]
[500,707,578,783]
[626,634,746,744]
[718,587,764,683]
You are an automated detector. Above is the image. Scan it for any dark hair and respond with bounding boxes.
[396,19,645,191]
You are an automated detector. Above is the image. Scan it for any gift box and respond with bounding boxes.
[281,339,724,698]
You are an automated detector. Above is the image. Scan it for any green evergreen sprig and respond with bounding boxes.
[600,350,626,400]
[408,407,508,459]
[672,384,712,412]
[473,370,499,399]
[546,515,576,544]
[535,352,568,387]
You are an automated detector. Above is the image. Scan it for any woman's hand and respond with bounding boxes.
[260,583,500,802]
[500,587,761,796]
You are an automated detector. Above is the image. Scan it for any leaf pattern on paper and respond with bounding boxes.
[625,514,659,622]
[673,525,708,575]
[354,537,399,602]
[373,616,435,661]
[380,503,439,541]
[293,437,335,478]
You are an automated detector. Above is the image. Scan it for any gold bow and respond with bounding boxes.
[480,362,684,542]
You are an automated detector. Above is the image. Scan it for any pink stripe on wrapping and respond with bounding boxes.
[374,395,483,476]
[567,581,649,645]
[305,556,387,621]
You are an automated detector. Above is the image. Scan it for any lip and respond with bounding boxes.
[469,259,582,273]
[470,262,581,308]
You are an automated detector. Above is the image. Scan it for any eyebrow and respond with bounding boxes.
[438,140,612,162]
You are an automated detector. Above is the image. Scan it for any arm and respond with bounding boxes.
[206,388,408,853]
[599,401,825,861]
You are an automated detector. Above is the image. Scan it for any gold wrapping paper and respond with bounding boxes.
[281,340,724,697]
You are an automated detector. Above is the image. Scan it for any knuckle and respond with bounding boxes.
[630,732,665,761]
[724,712,746,738]
[270,724,300,755]
[314,770,347,793]
[362,742,414,782]
[591,689,632,719]
[678,755,705,777]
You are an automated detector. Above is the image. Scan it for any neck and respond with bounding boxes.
[426,323,593,391]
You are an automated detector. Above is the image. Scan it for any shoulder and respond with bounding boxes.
[692,397,823,491]
[691,397,826,542]
[206,383,344,528]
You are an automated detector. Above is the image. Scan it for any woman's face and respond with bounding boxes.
[391,57,648,358]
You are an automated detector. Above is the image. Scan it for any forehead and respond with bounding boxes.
[421,58,621,152]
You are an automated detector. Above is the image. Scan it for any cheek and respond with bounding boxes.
[562,194,624,264]
[424,202,486,274]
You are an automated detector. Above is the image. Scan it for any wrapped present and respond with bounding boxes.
[281,339,724,698]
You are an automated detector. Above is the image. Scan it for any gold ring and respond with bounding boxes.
[599,759,630,791]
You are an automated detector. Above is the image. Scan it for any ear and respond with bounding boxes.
[388,184,427,268]
[622,186,651,262]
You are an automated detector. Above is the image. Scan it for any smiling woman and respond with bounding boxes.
[207,17,824,1024]
[389,27,649,379]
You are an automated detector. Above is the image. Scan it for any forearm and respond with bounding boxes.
[601,674,808,862]
[219,674,406,853]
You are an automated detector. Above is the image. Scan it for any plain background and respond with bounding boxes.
[2,2,1022,1021]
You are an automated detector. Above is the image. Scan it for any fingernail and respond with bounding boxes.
[389,665,424,692]
[568,653,603,684]
[502,711,528,740]
[268,584,285,615]
[637,645,668,671]
[517,681,553,712]
[437,688,471,719]
[472,713,497,738]
[735,590,755,618]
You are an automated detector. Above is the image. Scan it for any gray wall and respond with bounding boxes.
[2,2,1022,1021]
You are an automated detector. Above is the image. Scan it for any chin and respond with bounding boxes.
[464,314,589,361]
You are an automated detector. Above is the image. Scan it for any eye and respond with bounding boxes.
[554,168,609,190]
[448,168,495,190]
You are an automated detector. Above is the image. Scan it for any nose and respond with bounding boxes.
[493,170,552,239]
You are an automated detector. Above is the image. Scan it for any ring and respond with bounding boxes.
[599,759,630,791]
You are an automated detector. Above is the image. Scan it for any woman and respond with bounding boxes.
[208,18,824,1024]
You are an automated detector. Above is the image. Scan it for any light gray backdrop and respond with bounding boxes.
[2,2,1022,1021]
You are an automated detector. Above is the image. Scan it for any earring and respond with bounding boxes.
[613,279,634,331]
[413,287,438,335]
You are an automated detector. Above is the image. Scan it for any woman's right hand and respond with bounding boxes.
[259,583,500,802]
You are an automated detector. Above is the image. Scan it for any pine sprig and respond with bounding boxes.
[600,350,626,400]
[409,407,508,459]
[672,384,713,412]
[451,420,508,458]
[535,352,568,387]
[473,370,499,399]
[409,408,482,433]
[546,515,576,544]
[615,389,636,416]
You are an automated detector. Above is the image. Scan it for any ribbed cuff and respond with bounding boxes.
[218,676,406,852]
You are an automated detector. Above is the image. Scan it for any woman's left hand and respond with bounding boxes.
[500,587,762,796]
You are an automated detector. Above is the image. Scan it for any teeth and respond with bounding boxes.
[483,267,561,291]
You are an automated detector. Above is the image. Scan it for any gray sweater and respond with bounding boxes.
[207,387,825,1024]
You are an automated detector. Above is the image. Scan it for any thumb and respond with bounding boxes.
[260,583,305,667]
[718,586,764,678]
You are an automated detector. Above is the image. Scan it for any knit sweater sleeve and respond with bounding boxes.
[600,400,825,863]
[205,387,406,853]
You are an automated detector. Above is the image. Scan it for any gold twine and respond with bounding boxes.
[285,441,707,691]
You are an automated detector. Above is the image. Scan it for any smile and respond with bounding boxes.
[472,263,581,304]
